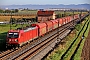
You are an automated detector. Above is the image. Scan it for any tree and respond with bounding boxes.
[14,9,18,13]
[0,9,4,13]
[5,10,11,13]
[57,14,62,18]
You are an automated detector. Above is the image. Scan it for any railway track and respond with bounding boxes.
[0,49,16,58]
[60,18,89,60]
[0,14,88,60]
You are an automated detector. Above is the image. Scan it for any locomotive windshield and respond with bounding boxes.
[8,32,19,38]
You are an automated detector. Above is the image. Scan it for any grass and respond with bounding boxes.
[45,16,89,60]
[63,19,89,60]
[62,19,88,60]
[73,18,90,60]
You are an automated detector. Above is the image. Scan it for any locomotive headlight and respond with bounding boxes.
[15,39,18,42]
[9,39,11,42]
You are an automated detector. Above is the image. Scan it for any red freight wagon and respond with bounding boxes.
[7,27,38,46]
[74,15,78,19]
[62,18,66,24]
[75,14,79,19]
[67,16,71,22]
[44,21,53,32]
[54,19,58,28]
[50,20,58,29]
[58,18,63,26]
[32,23,47,36]
[69,16,72,21]
[64,17,68,23]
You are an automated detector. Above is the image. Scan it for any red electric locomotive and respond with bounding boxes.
[6,26,38,47]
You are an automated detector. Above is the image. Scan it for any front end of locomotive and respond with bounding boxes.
[6,30,20,47]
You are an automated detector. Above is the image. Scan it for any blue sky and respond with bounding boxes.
[0,0,90,5]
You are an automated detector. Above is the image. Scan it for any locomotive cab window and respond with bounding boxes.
[8,32,19,38]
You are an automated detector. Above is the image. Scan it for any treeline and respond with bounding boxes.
[0,9,19,13]
[56,13,73,18]
[10,18,37,24]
